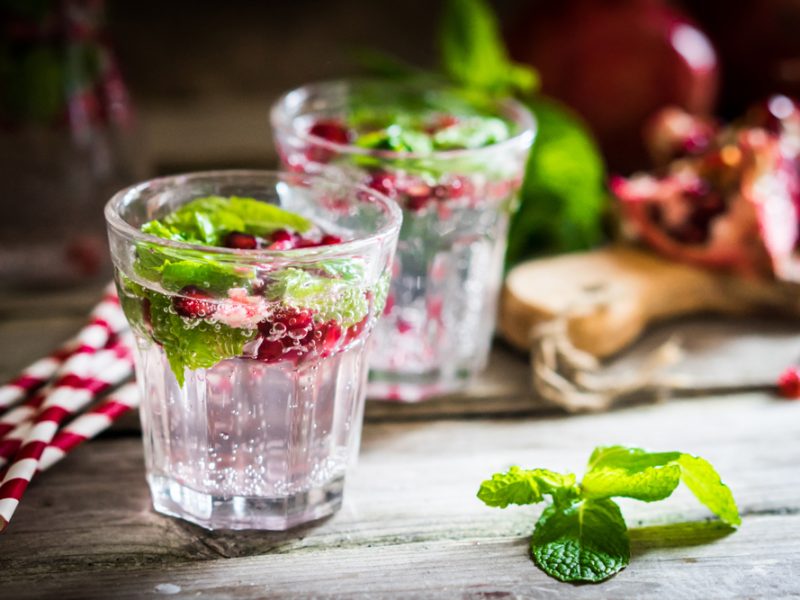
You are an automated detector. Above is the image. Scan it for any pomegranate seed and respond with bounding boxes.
[778,367,800,399]
[224,231,258,250]
[382,294,395,316]
[267,229,297,250]
[319,321,343,355]
[319,234,343,246]
[367,172,398,198]
[257,307,319,364]
[396,318,413,333]
[345,315,369,343]
[173,286,216,319]
[404,184,432,212]
[309,119,350,144]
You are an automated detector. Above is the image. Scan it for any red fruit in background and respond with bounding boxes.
[778,367,800,399]
[681,0,800,119]
[508,0,718,172]
[173,286,216,319]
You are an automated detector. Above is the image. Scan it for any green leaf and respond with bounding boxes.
[582,446,682,502]
[226,196,312,235]
[532,498,630,583]
[478,466,578,508]
[506,98,607,267]
[582,446,741,525]
[160,260,255,293]
[146,291,256,386]
[432,116,510,149]
[677,455,741,527]
[439,0,538,95]
[143,196,312,248]
[265,267,369,328]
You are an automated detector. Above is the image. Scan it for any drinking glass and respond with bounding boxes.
[271,80,535,400]
[105,170,400,529]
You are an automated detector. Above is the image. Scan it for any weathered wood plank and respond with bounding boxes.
[2,516,798,599]
[0,393,797,598]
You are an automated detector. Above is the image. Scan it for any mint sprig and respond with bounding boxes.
[478,446,740,583]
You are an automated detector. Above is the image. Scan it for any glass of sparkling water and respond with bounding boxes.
[271,80,535,401]
[105,170,400,530]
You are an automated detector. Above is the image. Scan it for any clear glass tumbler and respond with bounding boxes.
[271,80,535,401]
[105,170,400,530]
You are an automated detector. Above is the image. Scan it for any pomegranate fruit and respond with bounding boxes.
[508,0,718,172]
[613,98,800,280]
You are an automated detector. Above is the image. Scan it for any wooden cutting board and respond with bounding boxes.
[500,246,800,358]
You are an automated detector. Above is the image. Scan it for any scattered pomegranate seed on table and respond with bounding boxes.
[777,367,800,399]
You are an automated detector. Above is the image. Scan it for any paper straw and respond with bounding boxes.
[0,336,134,532]
[0,287,126,416]
[37,382,139,473]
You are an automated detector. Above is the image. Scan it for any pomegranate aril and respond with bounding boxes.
[319,234,343,246]
[404,184,432,212]
[309,119,351,145]
[173,286,216,318]
[224,231,258,250]
[367,172,398,197]
[778,367,800,399]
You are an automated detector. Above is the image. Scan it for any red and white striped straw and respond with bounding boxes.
[0,287,126,416]
[38,382,139,473]
[0,336,134,532]
[0,345,135,467]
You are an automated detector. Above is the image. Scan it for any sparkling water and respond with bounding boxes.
[135,337,368,530]
[367,197,511,401]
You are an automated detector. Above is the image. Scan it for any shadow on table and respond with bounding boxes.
[629,520,736,558]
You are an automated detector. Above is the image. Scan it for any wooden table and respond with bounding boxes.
[1,285,799,599]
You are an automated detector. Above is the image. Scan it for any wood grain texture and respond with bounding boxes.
[2,288,800,598]
[0,393,798,598]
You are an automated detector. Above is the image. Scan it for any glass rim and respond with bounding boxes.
[104,169,403,260]
[270,78,537,161]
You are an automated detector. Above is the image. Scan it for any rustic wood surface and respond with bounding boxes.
[1,285,799,599]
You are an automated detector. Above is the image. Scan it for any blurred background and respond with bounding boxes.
[2,0,800,288]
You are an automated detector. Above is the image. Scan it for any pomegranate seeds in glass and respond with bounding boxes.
[105,170,400,530]
[272,80,535,401]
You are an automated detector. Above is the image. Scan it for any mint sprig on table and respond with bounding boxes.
[478,446,740,583]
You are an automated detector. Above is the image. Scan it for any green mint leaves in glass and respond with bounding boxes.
[272,80,535,401]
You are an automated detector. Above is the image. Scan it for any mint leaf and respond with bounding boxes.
[266,267,368,328]
[143,196,312,248]
[582,446,682,502]
[582,447,740,524]
[506,98,607,267]
[226,196,312,235]
[478,466,578,508]
[147,291,256,386]
[677,455,741,527]
[433,116,510,149]
[160,260,255,293]
[439,0,538,95]
[532,498,629,583]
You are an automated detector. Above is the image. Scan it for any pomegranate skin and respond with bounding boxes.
[508,0,718,172]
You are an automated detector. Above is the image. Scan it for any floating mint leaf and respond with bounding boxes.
[581,446,682,502]
[478,466,578,508]
[226,196,312,235]
[160,260,255,294]
[266,267,368,328]
[532,498,629,583]
[433,116,510,149]
[677,455,741,527]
